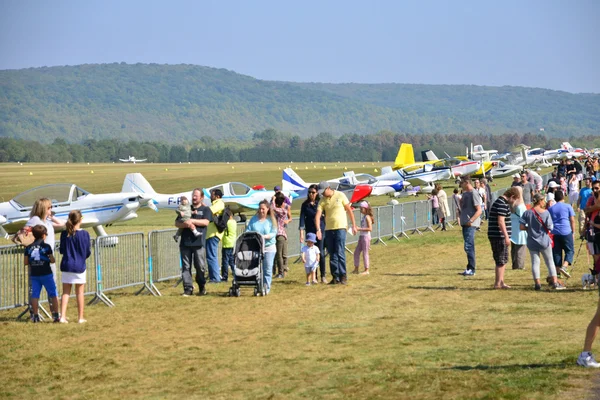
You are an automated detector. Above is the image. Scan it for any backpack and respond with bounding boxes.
[214,206,233,233]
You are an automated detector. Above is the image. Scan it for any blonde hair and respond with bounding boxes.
[66,210,83,237]
[510,186,524,210]
[29,198,51,219]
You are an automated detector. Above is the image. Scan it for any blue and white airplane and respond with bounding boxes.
[0,178,157,238]
[122,173,297,218]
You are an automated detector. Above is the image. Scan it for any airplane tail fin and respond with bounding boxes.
[122,173,157,195]
[282,168,309,192]
[421,150,438,162]
[393,143,416,169]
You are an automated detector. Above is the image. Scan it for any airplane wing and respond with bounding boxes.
[136,159,147,162]
[119,159,130,162]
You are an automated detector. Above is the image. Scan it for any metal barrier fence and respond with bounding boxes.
[2,174,564,315]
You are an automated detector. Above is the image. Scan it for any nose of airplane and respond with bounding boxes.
[350,184,372,203]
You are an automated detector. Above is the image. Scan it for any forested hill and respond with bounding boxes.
[1,63,598,144]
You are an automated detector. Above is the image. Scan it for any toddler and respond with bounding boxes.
[301,232,320,285]
[173,196,201,242]
[24,224,60,322]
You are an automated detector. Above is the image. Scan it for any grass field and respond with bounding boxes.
[1,162,598,399]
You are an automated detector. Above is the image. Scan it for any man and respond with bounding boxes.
[585,180,600,263]
[175,189,212,296]
[520,172,536,207]
[488,187,519,288]
[459,177,483,276]
[315,181,357,285]
[206,189,225,283]
[510,173,521,187]
[576,178,593,239]
[273,185,291,206]
[547,190,576,277]
[526,169,543,192]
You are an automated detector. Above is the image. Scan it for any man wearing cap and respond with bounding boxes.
[511,173,521,187]
[315,181,357,285]
[273,185,291,206]
[576,178,593,239]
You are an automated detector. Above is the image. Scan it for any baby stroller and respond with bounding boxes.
[228,231,265,297]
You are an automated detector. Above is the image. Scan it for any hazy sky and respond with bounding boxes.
[1,0,598,93]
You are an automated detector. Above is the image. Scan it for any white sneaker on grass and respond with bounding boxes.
[577,352,600,368]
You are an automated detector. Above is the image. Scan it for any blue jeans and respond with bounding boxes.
[263,251,275,294]
[205,236,221,282]
[552,233,574,267]
[462,226,477,271]
[221,247,234,281]
[326,229,347,280]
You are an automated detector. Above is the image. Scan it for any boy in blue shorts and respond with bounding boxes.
[24,225,60,323]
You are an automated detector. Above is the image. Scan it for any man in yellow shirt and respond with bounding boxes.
[315,181,357,285]
[206,189,225,283]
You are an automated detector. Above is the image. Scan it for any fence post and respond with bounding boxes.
[373,207,386,246]
[426,199,435,233]
[137,233,160,296]
[412,202,423,235]
[89,237,115,307]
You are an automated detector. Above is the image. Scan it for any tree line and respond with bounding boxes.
[0,130,596,163]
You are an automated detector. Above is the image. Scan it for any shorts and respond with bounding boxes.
[304,265,317,274]
[589,241,600,255]
[31,274,58,298]
[489,237,509,266]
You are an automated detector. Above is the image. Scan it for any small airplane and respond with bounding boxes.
[0,178,157,238]
[390,143,454,185]
[282,168,376,203]
[122,173,297,220]
[119,156,147,164]
[420,150,482,178]
[331,171,405,196]
[503,145,552,168]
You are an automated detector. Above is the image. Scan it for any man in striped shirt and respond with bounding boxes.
[488,187,521,289]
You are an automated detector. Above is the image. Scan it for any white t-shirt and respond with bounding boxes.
[26,216,55,250]
[301,245,320,271]
[477,188,486,207]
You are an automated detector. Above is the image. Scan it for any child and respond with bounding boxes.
[173,196,201,242]
[220,212,237,282]
[59,210,91,324]
[301,232,320,285]
[24,224,60,322]
[353,201,374,275]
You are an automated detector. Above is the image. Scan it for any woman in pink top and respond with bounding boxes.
[272,192,292,278]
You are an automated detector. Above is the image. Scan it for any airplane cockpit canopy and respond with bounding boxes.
[12,184,90,209]
[229,182,252,196]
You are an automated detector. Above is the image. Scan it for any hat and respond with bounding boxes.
[512,173,520,179]
[274,185,281,191]
[359,201,369,208]
[317,181,331,195]
[547,181,560,188]
[546,192,555,202]
[306,232,317,243]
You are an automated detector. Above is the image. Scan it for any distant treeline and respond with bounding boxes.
[0,130,596,163]
[1,64,599,143]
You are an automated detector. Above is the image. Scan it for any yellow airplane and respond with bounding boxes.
[393,143,483,178]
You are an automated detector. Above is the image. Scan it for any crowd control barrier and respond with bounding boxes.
[1,172,560,317]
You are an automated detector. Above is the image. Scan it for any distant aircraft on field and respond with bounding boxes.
[119,156,147,163]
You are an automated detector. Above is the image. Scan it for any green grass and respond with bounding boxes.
[3,162,597,399]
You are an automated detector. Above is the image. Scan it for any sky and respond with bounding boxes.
[1,0,598,93]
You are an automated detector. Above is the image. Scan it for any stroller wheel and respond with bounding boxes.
[235,288,241,297]
[228,288,233,297]
[253,288,259,296]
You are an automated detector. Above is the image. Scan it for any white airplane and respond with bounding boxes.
[421,150,482,178]
[122,173,297,219]
[504,145,552,168]
[331,171,405,196]
[0,178,157,238]
[282,168,376,203]
[119,156,147,164]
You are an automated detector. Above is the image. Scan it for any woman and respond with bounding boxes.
[435,183,451,231]
[246,199,277,295]
[520,193,565,290]
[510,186,527,270]
[25,198,65,281]
[272,192,292,278]
[299,184,327,283]
[428,188,439,225]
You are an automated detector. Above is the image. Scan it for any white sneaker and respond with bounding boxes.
[78,319,87,324]
[577,352,600,368]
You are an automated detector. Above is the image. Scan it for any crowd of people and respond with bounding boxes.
[17,154,600,369]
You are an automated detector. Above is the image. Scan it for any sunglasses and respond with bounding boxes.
[308,191,317,194]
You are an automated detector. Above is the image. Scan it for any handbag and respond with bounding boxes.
[532,209,554,248]
[11,227,35,247]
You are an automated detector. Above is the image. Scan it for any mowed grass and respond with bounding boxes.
[3,162,598,399]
